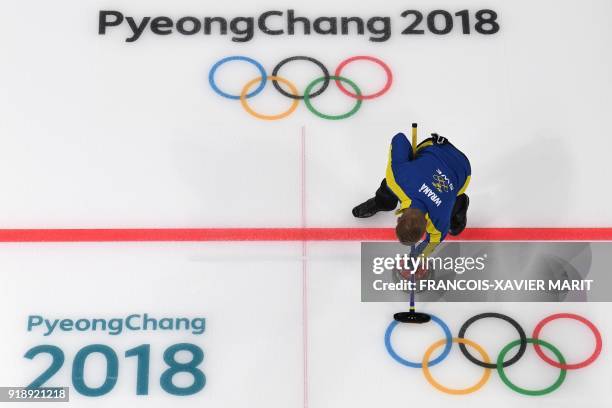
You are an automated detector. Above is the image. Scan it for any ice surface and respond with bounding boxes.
[1,0,611,406]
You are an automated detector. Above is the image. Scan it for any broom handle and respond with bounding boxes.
[409,124,418,312]
[411,123,417,159]
[409,271,416,312]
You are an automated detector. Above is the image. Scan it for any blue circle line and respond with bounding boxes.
[384,314,453,368]
[208,56,267,100]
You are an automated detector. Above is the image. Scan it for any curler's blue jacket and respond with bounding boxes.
[386,133,471,255]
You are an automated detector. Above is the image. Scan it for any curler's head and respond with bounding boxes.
[396,208,426,245]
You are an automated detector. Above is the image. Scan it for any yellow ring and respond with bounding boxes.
[239,75,300,120]
[422,337,492,395]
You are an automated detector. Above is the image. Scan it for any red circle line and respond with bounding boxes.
[334,56,393,100]
[532,313,602,370]
[0,228,611,242]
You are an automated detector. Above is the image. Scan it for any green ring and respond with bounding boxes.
[303,75,362,120]
[497,338,567,396]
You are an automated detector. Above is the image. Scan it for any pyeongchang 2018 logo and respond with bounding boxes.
[207,55,392,120]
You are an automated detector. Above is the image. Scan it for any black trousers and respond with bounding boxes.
[375,179,401,211]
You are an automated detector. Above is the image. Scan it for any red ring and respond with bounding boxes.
[334,56,392,100]
[532,313,602,370]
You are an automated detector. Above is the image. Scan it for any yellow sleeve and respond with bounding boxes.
[421,214,442,257]
[385,144,412,212]
[457,175,471,196]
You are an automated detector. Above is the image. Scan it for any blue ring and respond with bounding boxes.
[384,314,452,368]
[208,56,267,100]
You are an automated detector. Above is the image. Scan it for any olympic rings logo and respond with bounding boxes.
[384,312,602,396]
[208,55,392,120]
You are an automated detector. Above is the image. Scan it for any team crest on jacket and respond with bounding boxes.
[432,169,454,193]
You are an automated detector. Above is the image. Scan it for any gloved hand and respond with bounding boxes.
[431,133,448,145]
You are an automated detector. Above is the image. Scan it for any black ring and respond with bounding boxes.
[458,312,527,369]
[271,56,330,100]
